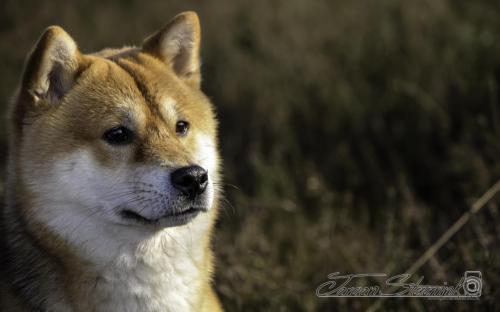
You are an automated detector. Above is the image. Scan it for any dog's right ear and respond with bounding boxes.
[19,26,81,115]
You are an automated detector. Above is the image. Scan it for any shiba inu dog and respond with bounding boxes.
[0,11,223,312]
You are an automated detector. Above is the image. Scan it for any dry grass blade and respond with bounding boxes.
[368,180,500,312]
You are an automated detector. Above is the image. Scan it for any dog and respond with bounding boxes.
[0,11,223,311]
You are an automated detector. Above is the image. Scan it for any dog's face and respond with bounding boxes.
[15,13,219,238]
[23,55,219,229]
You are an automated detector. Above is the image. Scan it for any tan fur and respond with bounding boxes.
[1,11,223,311]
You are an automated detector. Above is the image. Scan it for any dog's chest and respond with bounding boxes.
[87,252,202,312]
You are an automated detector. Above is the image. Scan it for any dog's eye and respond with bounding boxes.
[176,121,189,136]
[103,126,134,145]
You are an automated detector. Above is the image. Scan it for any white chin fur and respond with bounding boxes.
[21,143,216,265]
[22,144,214,311]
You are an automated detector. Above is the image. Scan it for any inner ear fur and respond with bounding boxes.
[20,26,82,112]
[142,11,202,88]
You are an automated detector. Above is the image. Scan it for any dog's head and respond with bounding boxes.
[12,12,220,243]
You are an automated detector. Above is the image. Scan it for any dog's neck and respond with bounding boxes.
[2,192,215,311]
[71,221,212,312]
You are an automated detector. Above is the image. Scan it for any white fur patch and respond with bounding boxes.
[22,145,215,311]
[160,97,178,122]
[195,134,218,176]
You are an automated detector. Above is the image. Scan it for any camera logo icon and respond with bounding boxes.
[463,271,482,297]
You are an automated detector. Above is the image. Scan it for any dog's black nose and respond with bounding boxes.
[171,165,208,198]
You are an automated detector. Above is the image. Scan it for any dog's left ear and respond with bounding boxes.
[142,11,201,88]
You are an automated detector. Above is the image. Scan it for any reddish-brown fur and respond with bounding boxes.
[1,11,222,311]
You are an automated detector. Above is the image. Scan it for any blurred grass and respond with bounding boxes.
[1,0,500,311]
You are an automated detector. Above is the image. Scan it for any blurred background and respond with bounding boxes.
[1,0,499,311]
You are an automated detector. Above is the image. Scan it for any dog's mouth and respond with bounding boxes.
[120,207,206,225]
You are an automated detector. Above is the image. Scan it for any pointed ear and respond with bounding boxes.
[21,26,81,109]
[142,11,202,88]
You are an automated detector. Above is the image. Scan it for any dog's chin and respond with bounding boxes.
[117,206,208,228]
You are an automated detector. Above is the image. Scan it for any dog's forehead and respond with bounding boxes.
[67,52,215,138]
[103,54,214,129]
[113,53,191,105]
[87,53,189,107]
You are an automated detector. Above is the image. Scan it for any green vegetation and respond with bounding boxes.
[1,0,499,310]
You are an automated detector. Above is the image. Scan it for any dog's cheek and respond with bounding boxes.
[194,134,217,176]
[49,149,119,209]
